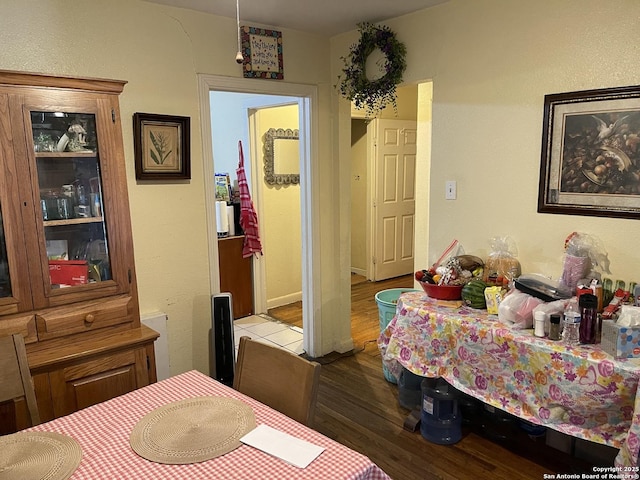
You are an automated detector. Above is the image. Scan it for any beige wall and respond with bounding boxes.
[413,81,434,280]
[350,120,368,273]
[0,0,336,374]
[255,105,303,308]
[335,0,640,290]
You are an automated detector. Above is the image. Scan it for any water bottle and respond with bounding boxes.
[562,299,580,345]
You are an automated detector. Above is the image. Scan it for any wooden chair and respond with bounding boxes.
[0,334,41,428]
[233,336,321,427]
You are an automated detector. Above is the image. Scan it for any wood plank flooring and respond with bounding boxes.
[268,275,603,480]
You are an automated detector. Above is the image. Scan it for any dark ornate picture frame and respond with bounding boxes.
[538,85,640,219]
[133,112,190,180]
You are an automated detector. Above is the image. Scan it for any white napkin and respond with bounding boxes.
[239,424,324,468]
[617,305,640,327]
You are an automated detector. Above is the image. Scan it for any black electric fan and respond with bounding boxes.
[210,293,235,386]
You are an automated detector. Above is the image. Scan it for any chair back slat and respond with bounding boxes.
[233,336,321,427]
[0,334,41,427]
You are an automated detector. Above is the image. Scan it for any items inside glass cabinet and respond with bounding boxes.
[31,111,111,288]
[0,207,10,298]
[32,112,96,153]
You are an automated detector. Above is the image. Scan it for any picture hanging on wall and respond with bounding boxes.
[538,85,640,219]
[133,113,191,180]
[240,26,284,80]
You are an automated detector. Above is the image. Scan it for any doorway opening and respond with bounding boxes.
[271,81,433,352]
[350,83,429,283]
[197,74,321,358]
[247,103,302,316]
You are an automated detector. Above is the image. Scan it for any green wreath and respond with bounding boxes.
[337,23,407,117]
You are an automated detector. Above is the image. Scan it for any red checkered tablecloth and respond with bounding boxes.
[29,370,390,479]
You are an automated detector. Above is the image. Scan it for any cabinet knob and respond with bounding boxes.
[85,313,95,324]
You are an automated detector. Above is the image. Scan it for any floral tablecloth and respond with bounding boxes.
[378,291,640,468]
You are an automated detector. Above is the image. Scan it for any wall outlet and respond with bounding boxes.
[445,180,457,200]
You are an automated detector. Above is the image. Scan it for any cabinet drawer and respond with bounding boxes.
[0,314,37,344]
[35,296,132,340]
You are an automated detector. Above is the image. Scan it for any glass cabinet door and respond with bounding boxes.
[30,111,111,290]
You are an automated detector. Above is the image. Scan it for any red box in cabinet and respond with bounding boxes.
[49,260,89,286]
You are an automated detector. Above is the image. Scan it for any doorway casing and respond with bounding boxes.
[197,74,321,357]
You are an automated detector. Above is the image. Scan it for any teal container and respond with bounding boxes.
[375,288,418,384]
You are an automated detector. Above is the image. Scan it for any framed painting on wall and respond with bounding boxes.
[133,112,191,180]
[538,85,640,219]
[240,26,284,80]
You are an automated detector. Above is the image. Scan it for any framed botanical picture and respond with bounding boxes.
[240,26,284,80]
[538,85,640,219]
[133,113,190,180]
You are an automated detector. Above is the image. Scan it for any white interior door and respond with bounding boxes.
[370,119,417,281]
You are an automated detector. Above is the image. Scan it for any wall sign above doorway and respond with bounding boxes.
[241,26,284,80]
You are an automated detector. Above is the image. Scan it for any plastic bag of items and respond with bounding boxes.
[423,239,483,286]
[483,236,521,288]
[498,290,544,329]
[559,232,610,294]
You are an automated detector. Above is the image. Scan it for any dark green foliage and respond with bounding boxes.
[337,23,407,118]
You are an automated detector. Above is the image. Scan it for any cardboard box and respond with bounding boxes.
[545,428,574,454]
[49,260,89,286]
[484,286,504,315]
[574,438,617,465]
[601,319,640,359]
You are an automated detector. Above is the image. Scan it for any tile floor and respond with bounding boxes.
[233,314,304,357]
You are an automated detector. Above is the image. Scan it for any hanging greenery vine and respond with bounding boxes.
[337,23,407,117]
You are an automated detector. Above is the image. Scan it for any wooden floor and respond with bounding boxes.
[268,274,600,480]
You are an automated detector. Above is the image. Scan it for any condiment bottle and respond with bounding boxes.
[549,314,561,341]
[534,311,546,338]
[579,293,598,344]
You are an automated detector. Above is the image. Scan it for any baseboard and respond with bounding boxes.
[334,337,355,354]
[267,291,302,309]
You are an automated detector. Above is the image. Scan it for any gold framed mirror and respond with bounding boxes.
[263,128,300,185]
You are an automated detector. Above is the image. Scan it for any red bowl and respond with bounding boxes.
[420,282,463,300]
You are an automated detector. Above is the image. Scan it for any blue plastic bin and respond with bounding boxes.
[375,288,418,383]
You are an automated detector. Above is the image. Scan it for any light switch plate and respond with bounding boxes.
[445,180,457,200]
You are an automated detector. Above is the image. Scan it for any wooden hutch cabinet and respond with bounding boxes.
[0,71,158,433]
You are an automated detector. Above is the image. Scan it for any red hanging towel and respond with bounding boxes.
[236,141,263,258]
